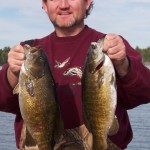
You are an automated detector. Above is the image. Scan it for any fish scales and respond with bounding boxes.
[14,46,58,150]
[19,73,56,147]
[82,38,118,150]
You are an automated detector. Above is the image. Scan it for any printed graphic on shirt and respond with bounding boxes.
[54,57,83,85]
[63,67,82,79]
[54,57,70,69]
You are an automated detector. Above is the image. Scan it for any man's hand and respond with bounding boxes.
[7,45,25,88]
[103,34,129,77]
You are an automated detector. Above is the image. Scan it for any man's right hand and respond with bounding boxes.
[7,45,25,88]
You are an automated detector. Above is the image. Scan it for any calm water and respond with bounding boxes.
[0,66,150,150]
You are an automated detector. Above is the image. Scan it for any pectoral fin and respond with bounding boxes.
[108,116,119,136]
[13,84,19,94]
[25,78,34,97]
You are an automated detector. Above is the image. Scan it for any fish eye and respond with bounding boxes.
[91,44,97,49]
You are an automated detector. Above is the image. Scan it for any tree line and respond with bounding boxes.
[136,46,150,64]
[0,47,10,66]
[0,46,150,66]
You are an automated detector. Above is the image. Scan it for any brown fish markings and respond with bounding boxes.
[82,38,119,150]
[14,45,58,150]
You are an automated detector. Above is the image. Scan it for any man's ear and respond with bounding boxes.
[42,0,48,13]
[86,0,92,10]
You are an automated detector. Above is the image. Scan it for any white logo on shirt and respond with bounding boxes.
[54,57,70,68]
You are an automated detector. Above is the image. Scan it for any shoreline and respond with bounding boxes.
[143,62,150,65]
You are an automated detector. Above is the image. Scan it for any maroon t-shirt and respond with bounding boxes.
[1,25,150,149]
[33,26,104,129]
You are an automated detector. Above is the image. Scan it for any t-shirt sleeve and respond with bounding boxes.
[0,64,20,114]
[116,38,150,109]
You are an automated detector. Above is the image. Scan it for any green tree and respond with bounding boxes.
[135,46,150,64]
[0,47,10,65]
[0,49,3,65]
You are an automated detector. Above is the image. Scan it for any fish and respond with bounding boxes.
[82,38,119,150]
[14,45,58,150]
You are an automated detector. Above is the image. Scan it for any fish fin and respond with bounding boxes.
[54,109,64,140]
[25,127,37,147]
[98,73,104,88]
[83,111,92,132]
[25,145,39,150]
[13,84,19,94]
[108,116,119,136]
[25,78,34,97]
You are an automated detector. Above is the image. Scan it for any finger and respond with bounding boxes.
[8,60,24,73]
[8,52,25,61]
[103,34,118,51]
[108,39,118,48]
[107,46,119,55]
[107,50,126,61]
[105,34,123,47]
[9,64,22,74]
[8,45,25,61]
[105,33,117,40]
[10,59,24,66]
[12,45,24,53]
[13,52,25,60]
[24,44,31,48]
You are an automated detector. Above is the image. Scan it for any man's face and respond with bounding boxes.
[42,0,91,29]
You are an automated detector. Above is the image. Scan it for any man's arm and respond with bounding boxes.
[114,37,150,109]
[103,33,129,77]
[103,34,150,109]
[0,44,26,113]
[0,64,20,114]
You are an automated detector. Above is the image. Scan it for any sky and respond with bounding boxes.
[0,0,150,49]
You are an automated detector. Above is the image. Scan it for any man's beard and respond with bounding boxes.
[52,16,84,29]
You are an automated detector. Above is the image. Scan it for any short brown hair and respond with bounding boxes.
[42,0,94,18]
[86,1,94,18]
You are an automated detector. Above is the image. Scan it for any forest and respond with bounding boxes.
[0,47,10,65]
[135,46,150,64]
[0,46,150,66]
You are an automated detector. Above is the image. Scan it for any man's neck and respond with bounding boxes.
[55,24,85,37]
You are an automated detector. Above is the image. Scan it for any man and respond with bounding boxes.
[0,0,150,149]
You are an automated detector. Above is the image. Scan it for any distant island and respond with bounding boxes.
[0,46,150,66]
[136,46,150,65]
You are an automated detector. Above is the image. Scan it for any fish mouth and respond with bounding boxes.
[95,59,104,71]
[88,52,105,74]
[24,46,47,79]
[93,58,105,73]
[88,47,105,73]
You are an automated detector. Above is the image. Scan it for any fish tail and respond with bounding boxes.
[93,135,107,150]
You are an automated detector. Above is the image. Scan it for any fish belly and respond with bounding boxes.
[82,61,116,150]
[19,72,57,150]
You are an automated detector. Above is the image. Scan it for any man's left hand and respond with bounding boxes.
[103,33,129,77]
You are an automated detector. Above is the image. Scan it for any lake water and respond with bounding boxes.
[0,65,150,150]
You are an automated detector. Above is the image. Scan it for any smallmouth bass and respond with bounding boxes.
[14,45,58,150]
[82,38,119,150]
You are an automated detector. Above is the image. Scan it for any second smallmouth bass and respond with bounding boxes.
[82,38,119,150]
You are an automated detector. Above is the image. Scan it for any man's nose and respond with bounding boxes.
[59,0,70,9]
